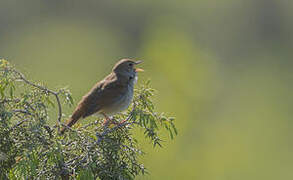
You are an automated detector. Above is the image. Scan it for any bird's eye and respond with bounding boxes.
[129,63,133,67]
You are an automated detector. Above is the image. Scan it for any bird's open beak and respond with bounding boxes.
[134,60,144,72]
[134,60,143,65]
[135,68,144,72]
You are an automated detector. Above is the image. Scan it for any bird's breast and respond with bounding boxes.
[103,84,134,115]
[118,86,134,111]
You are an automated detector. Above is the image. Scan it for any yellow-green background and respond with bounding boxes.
[1,0,293,179]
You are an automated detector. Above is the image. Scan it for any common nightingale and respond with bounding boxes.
[60,59,143,134]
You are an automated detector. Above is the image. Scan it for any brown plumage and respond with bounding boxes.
[60,59,143,134]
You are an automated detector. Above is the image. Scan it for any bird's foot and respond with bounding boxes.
[102,113,112,127]
[118,119,127,125]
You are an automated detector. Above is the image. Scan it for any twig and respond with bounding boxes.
[11,69,63,132]
[10,113,32,130]
[11,118,30,129]
[96,122,136,144]
[12,109,32,116]
[59,123,83,136]
[0,98,20,104]
[81,120,99,129]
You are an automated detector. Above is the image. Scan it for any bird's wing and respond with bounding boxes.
[62,80,106,131]
[81,75,128,118]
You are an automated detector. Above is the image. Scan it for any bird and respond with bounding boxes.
[60,58,144,134]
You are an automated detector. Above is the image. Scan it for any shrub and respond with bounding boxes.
[0,59,177,180]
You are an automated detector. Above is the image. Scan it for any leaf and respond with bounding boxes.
[0,59,9,68]
[168,117,175,121]
[169,129,174,140]
[171,122,178,135]
[9,84,15,98]
[67,94,74,105]
[77,169,95,180]
[46,96,55,107]
[0,85,4,98]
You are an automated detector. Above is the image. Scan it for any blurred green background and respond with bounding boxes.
[1,0,293,179]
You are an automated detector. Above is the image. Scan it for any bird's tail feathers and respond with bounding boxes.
[60,106,84,134]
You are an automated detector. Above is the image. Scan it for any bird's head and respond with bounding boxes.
[112,59,144,80]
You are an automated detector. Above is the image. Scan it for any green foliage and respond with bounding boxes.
[0,59,176,179]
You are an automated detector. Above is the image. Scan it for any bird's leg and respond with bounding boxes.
[101,112,111,126]
[119,119,127,125]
